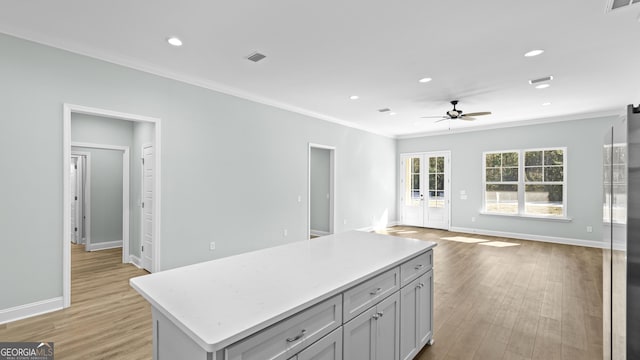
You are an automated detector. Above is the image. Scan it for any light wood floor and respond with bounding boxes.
[375,226,603,360]
[0,229,602,360]
[0,244,152,359]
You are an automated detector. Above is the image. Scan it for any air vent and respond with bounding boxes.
[529,76,554,85]
[606,0,640,12]
[246,52,266,62]
[378,108,391,113]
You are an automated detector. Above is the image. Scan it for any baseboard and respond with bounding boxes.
[0,297,63,325]
[86,240,123,251]
[449,226,607,249]
[129,255,143,269]
[310,229,330,237]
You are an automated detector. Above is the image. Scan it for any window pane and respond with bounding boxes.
[525,167,543,182]
[429,157,436,173]
[486,168,501,182]
[429,191,445,208]
[486,153,501,167]
[502,167,518,181]
[485,184,518,214]
[503,152,519,167]
[544,150,563,165]
[525,151,542,166]
[544,166,563,181]
[436,157,444,172]
[429,174,436,191]
[436,174,444,191]
[412,174,420,189]
[525,185,563,216]
[412,158,420,173]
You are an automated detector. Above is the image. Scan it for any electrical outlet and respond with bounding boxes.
[344,219,347,225]
[209,242,216,251]
[586,226,593,233]
[283,229,288,237]
[297,195,301,203]
[471,217,476,222]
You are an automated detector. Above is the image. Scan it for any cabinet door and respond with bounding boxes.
[297,327,342,360]
[417,270,433,348]
[400,279,420,360]
[376,292,400,360]
[344,307,377,360]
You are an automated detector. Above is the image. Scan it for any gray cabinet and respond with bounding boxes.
[290,327,343,360]
[343,292,400,360]
[400,270,433,360]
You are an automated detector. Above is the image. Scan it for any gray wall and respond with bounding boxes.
[72,114,134,245]
[0,33,396,310]
[310,148,330,233]
[398,116,618,243]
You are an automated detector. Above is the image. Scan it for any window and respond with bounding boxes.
[483,148,566,217]
[484,152,519,214]
[428,156,445,208]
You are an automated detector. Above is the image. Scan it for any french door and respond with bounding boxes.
[400,152,450,230]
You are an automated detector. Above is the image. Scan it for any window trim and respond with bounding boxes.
[482,147,568,219]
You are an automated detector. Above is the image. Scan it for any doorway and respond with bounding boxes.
[400,151,451,230]
[63,104,162,309]
[308,143,335,239]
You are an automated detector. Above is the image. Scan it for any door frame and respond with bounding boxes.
[63,103,162,309]
[72,142,129,253]
[308,143,336,239]
[71,151,91,245]
[399,151,452,230]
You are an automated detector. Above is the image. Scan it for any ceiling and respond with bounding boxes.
[1,0,639,137]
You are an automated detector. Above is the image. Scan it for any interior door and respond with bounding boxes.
[424,153,450,229]
[401,155,425,226]
[142,145,154,272]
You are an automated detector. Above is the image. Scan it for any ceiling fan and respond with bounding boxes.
[421,100,492,122]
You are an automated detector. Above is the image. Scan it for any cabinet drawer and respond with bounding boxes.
[343,267,399,322]
[400,250,432,287]
[225,294,342,360]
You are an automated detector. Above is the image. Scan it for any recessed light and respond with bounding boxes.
[535,84,550,89]
[390,112,397,116]
[167,37,183,47]
[524,49,544,57]
[418,77,432,83]
[349,95,359,100]
[542,102,552,106]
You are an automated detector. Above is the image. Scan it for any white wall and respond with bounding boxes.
[398,115,618,245]
[0,33,396,310]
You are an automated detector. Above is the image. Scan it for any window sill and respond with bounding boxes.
[479,211,572,222]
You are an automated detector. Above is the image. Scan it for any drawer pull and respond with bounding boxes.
[417,283,425,288]
[286,329,306,343]
[370,287,382,295]
[414,264,424,270]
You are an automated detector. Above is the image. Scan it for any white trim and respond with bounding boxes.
[449,226,607,249]
[310,229,331,237]
[63,104,162,310]
[308,144,336,240]
[72,142,130,261]
[0,297,63,325]
[479,211,572,222]
[85,240,123,251]
[129,255,143,269]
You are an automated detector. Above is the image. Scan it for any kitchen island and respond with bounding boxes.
[130,230,436,360]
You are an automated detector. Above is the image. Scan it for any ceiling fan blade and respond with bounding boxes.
[462,111,491,117]
[434,118,450,123]
[421,115,447,118]
[460,117,476,121]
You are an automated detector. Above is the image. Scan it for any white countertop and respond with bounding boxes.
[130,230,436,352]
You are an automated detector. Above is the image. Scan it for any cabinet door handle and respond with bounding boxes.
[370,287,382,295]
[414,264,424,270]
[372,313,380,320]
[286,329,306,342]
[417,283,425,288]
[377,311,384,317]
